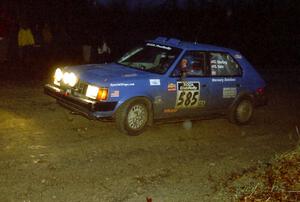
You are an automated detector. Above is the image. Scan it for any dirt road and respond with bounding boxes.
[0,72,299,201]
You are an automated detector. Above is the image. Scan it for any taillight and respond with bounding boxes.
[97,88,108,101]
[256,87,265,95]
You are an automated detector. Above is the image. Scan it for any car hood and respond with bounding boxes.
[64,63,154,85]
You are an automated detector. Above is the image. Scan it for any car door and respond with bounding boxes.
[207,52,243,110]
[159,51,211,118]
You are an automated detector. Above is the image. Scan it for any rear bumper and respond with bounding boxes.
[44,84,117,120]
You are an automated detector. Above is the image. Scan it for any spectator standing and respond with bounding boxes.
[32,23,42,65]
[97,38,111,63]
[82,30,92,63]
[82,43,92,63]
[33,23,42,47]
[7,16,18,67]
[42,23,53,62]
[18,21,35,67]
[42,23,52,46]
[0,7,9,63]
[54,25,71,62]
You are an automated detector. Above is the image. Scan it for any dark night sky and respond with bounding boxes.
[96,0,187,9]
[1,0,299,67]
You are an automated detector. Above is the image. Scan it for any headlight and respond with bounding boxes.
[86,85,99,99]
[86,85,108,101]
[63,72,78,87]
[68,72,78,87]
[54,68,63,85]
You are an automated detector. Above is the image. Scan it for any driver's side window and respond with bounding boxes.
[172,51,208,77]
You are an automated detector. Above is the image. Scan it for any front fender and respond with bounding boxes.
[113,95,154,126]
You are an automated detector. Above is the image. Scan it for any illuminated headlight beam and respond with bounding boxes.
[63,72,78,87]
[54,68,63,86]
[86,85,99,99]
[86,85,108,101]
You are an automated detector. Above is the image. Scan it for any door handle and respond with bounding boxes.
[236,84,241,87]
[202,84,207,88]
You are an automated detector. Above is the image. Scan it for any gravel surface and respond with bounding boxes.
[0,71,299,202]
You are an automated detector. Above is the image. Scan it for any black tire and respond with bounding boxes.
[229,98,254,125]
[115,98,150,136]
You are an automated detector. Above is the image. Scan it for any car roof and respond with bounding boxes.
[148,36,239,54]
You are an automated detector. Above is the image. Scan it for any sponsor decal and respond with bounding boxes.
[225,78,236,82]
[123,73,137,77]
[110,83,135,87]
[223,87,237,98]
[211,64,225,69]
[198,100,206,107]
[149,79,161,86]
[164,108,178,113]
[211,60,228,70]
[210,60,228,65]
[167,83,176,92]
[154,96,162,104]
[211,78,236,82]
[146,43,172,50]
[212,78,223,82]
[110,90,120,98]
[176,81,200,109]
[234,54,242,59]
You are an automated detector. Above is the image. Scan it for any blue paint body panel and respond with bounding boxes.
[45,37,266,121]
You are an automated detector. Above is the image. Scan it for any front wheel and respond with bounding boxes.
[115,99,150,136]
[229,98,254,124]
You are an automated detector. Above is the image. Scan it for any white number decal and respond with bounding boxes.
[176,82,200,108]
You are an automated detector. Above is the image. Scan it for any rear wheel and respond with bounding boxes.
[115,98,150,136]
[229,98,254,124]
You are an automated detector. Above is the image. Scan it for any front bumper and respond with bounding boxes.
[44,84,117,120]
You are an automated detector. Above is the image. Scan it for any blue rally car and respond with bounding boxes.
[44,37,267,135]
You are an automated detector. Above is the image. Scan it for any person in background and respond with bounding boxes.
[0,6,9,63]
[82,30,92,63]
[54,24,71,63]
[17,21,35,67]
[42,23,53,62]
[6,18,18,67]
[42,23,52,46]
[31,23,43,66]
[97,38,111,63]
[33,23,42,47]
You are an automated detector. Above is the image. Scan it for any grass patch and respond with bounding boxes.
[225,145,300,201]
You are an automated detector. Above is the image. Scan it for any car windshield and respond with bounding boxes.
[117,43,181,74]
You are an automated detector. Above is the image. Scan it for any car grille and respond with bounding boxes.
[75,80,88,95]
[58,80,88,97]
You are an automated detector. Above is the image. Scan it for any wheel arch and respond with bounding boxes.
[230,91,254,110]
[228,91,255,124]
[114,96,154,126]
